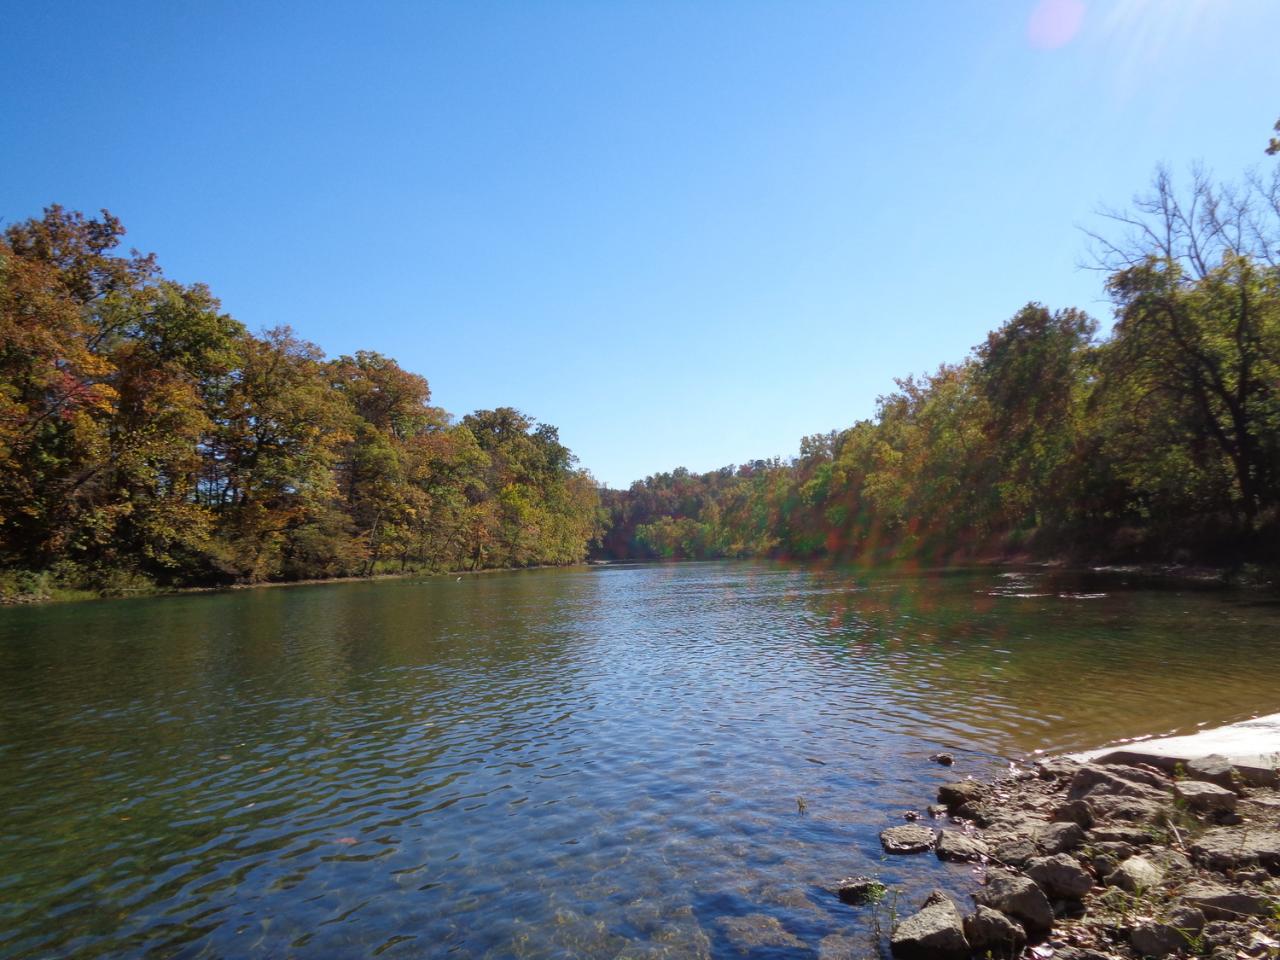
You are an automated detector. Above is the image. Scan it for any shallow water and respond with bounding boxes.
[1,562,1278,959]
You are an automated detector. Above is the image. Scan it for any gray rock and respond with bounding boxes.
[1203,920,1251,948]
[1106,855,1164,893]
[1025,853,1094,899]
[889,896,969,960]
[935,831,989,863]
[973,871,1054,937]
[1091,823,1159,844]
[953,801,995,826]
[1174,779,1237,814]
[1053,798,1095,828]
[1185,755,1241,792]
[937,780,986,810]
[835,875,886,905]
[1069,763,1171,802]
[1147,847,1192,876]
[1088,793,1168,823]
[1190,826,1280,871]
[1179,881,1272,920]
[1035,820,1086,853]
[1036,758,1081,781]
[927,803,949,818]
[963,905,1026,954]
[880,824,936,854]
[1165,904,1206,935]
[993,837,1038,867]
[1130,920,1190,957]
[921,888,951,908]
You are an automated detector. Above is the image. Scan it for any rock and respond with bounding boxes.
[993,837,1039,867]
[938,780,986,810]
[927,803,949,818]
[1090,823,1159,844]
[718,914,805,954]
[931,752,955,766]
[1088,841,1136,877]
[1173,779,1237,814]
[902,810,920,821]
[1035,821,1086,853]
[963,905,1026,954]
[1185,755,1241,792]
[973,871,1054,937]
[1037,758,1081,781]
[985,813,1043,839]
[889,895,969,960]
[1056,949,1121,960]
[1053,798,1095,828]
[1147,847,1192,878]
[817,933,864,960]
[1179,881,1272,920]
[880,824,936,854]
[1130,920,1189,957]
[1025,853,1094,899]
[1203,920,1252,948]
[953,801,995,826]
[835,875,886,905]
[1190,826,1280,871]
[1087,794,1168,823]
[921,888,951,908]
[1068,763,1171,802]
[1165,904,1206,935]
[1106,855,1164,893]
[935,831,989,863]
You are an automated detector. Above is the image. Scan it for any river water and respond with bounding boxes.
[1,562,1278,959]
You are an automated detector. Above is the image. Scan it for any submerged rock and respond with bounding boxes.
[880,824,936,854]
[834,876,885,905]
[717,914,805,954]
[890,894,969,960]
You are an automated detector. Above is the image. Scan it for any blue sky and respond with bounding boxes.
[3,1,1278,488]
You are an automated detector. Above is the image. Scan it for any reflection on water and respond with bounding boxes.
[0,562,1277,958]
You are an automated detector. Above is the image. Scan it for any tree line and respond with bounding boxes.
[0,207,601,597]
[599,160,1280,569]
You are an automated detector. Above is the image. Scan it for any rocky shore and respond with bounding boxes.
[853,750,1280,959]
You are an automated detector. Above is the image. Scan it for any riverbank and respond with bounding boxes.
[873,715,1280,959]
[0,561,593,606]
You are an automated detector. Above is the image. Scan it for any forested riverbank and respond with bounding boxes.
[0,207,601,600]
[5,150,1280,600]
[597,161,1280,573]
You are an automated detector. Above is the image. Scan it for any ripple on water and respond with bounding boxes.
[1,562,1278,958]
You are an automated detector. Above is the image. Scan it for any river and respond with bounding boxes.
[2,562,1278,958]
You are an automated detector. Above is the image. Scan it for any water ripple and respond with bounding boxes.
[1,563,1278,958]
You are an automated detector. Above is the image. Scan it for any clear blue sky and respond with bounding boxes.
[3,1,1278,488]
